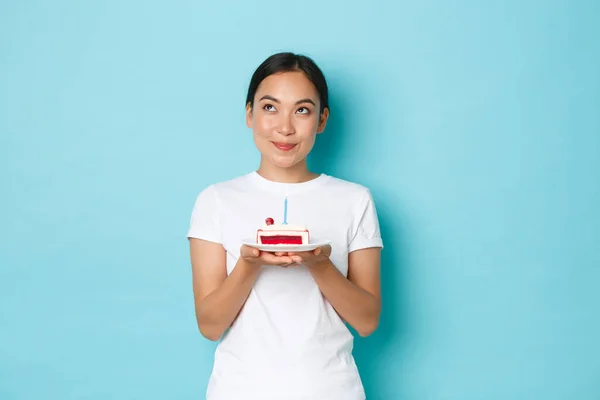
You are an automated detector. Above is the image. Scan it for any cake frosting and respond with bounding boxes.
[260,223,307,231]
[256,217,310,245]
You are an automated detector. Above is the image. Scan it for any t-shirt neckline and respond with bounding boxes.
[247,171,330,195]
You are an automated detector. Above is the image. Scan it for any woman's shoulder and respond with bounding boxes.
[189,173,255,214]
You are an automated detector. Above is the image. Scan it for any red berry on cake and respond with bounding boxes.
[265,217,274,226]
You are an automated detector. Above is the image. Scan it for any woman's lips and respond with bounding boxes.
[272,142,297,151]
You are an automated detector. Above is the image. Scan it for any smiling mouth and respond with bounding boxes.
[272,142,297,151]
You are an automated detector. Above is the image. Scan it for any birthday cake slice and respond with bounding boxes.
[256,217,310,245]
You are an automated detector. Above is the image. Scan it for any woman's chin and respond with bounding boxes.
[268,155,304,169]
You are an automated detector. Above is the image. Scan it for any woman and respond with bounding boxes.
[187,52,383,399]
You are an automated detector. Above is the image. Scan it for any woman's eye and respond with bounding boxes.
[296,107,310,114]
[263,104,276,112]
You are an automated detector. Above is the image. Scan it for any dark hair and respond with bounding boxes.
[245,52,329,114]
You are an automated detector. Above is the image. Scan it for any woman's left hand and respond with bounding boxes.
[275,245,332,268]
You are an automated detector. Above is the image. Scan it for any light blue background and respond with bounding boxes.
[1,1,599,399]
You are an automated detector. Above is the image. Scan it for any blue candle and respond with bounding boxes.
[283,196,288,224]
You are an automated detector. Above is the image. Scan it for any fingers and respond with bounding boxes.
[286,246,331,266]
[287,252,310,261]
[261,252,294,266]
[240,245,330,267]
[271,252,300,266]
[240,245,260,258]
[290,255,302,263]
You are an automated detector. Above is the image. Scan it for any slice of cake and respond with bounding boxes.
[256,217,310,245]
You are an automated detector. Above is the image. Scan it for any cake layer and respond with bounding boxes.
[257,229,310,245]
[260,235,303,245]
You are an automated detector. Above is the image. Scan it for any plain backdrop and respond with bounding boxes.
[1,1,599,399]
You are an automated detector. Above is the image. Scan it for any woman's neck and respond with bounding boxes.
[256,159,319,183]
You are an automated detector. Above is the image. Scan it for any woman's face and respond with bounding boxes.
[246,71,329,170]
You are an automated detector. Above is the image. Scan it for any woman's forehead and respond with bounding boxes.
[255,71,319,101]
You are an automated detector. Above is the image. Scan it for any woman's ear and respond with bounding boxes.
[316,107,329,134]
[245,103,253,128]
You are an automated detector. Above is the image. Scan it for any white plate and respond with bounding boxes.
[240,238,331,252]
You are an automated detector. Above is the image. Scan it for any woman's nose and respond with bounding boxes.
[276,114,295,136]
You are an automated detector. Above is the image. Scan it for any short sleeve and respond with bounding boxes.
[186,185,222,244]
[348,189,383,253]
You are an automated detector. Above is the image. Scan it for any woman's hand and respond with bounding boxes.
[240,244,297,267]
[278,245,332,268]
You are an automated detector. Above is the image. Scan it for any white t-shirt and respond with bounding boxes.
[187,171,383,400]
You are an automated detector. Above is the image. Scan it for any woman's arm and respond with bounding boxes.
[190,239,259,341]
[290,246,382,337]
[190,239,298,341]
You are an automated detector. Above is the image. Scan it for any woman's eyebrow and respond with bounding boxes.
[259,95,280,103]
[295,98,316,106]
[259,95,316,106]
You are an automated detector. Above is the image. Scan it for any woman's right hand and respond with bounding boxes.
[239,244,296,268]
